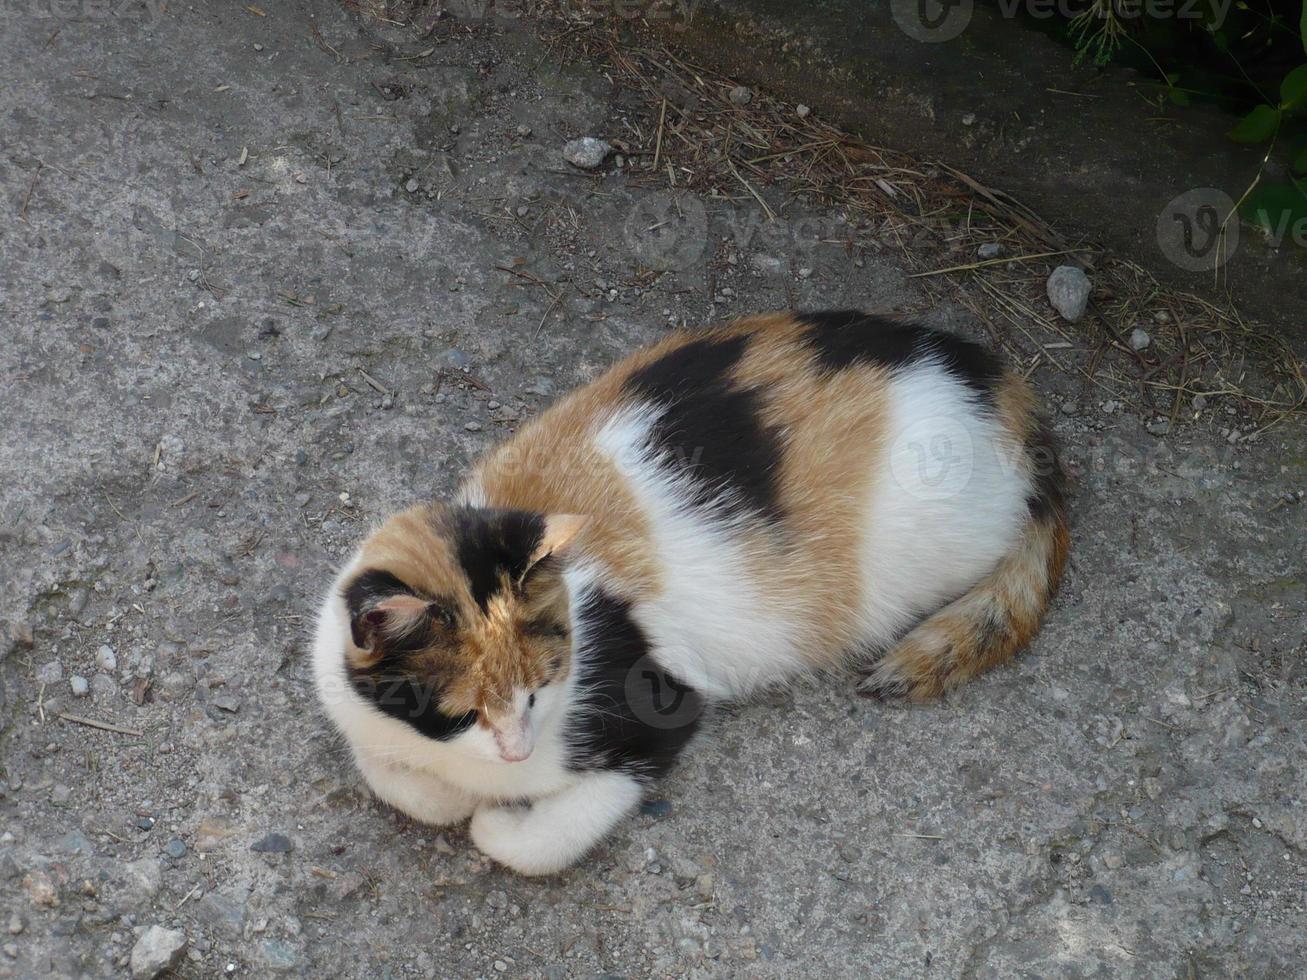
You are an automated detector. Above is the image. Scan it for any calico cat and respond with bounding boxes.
[312,311,1069,875]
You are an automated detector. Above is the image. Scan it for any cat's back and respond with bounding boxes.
[467,312,1039,696]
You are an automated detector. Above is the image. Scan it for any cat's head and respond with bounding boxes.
[338,504,586,763]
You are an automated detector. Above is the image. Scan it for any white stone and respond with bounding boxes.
[130,926,187,979]
[1046,265,1091,322]
[561,137,612,170]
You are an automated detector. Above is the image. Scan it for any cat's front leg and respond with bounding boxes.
[469,770,643,875]
[353,750,477,827]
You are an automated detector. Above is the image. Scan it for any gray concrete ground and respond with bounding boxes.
[1,3,1305,978]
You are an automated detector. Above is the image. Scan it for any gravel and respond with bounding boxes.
[1,5,1303,979]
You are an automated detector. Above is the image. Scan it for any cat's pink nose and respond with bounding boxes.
[493,719,535,762]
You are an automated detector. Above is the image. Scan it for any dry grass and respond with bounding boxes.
[358,0,1307,432]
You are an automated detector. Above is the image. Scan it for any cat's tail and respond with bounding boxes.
[858,403,1070,701]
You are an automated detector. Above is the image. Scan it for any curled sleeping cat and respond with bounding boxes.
[313,311,1069,875]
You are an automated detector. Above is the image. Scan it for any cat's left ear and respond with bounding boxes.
[524,514,587,576]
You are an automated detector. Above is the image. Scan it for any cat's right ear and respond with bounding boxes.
[348,593,430,656]
[342,570,433,663]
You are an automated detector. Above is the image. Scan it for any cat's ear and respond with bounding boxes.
[521,514,587,584]
[348,593,431,658]
[531,514,587,564]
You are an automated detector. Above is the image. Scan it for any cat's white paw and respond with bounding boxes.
[469,771,643,875]
[357,758,476,826]
[469,804,546,875]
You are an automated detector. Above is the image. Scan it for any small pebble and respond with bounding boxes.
[96,645,117,672]
[91,674,119,703]
[1129,327,1151,351]
[796,104,811,118]
[164,838,188,860]
[464,421,482,432]
[516,124,531,137]
[728,85,752,105]
[977,242,1003,260]
[130,925,186,979]
[405,179,419,193]
[36,661,63,685]
[1046,265,1091,323]
[561,137,612,170]
[250,832,293,853]
[70,675,89,698]
[640,799,672,818]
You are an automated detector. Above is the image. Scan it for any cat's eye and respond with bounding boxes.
[524,618,567,640]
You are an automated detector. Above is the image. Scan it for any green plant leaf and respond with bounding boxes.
[1294,148,1307,175]
[1169,87,1190,107]
[1228,104,1281,143]
[1280,64,1307,110]
[1239,181,1307,239]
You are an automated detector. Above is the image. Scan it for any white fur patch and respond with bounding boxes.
[856,362,1030,646]
[594,404,807,698]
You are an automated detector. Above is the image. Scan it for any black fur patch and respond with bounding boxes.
[343,569,413,616]
[341,569,472,741]
[348,669,478,742]
[798,311,1002,400]
[444,507,546,610]
[567,588,702,779]
[623,335,783,520]
[1024,420,1067,523]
